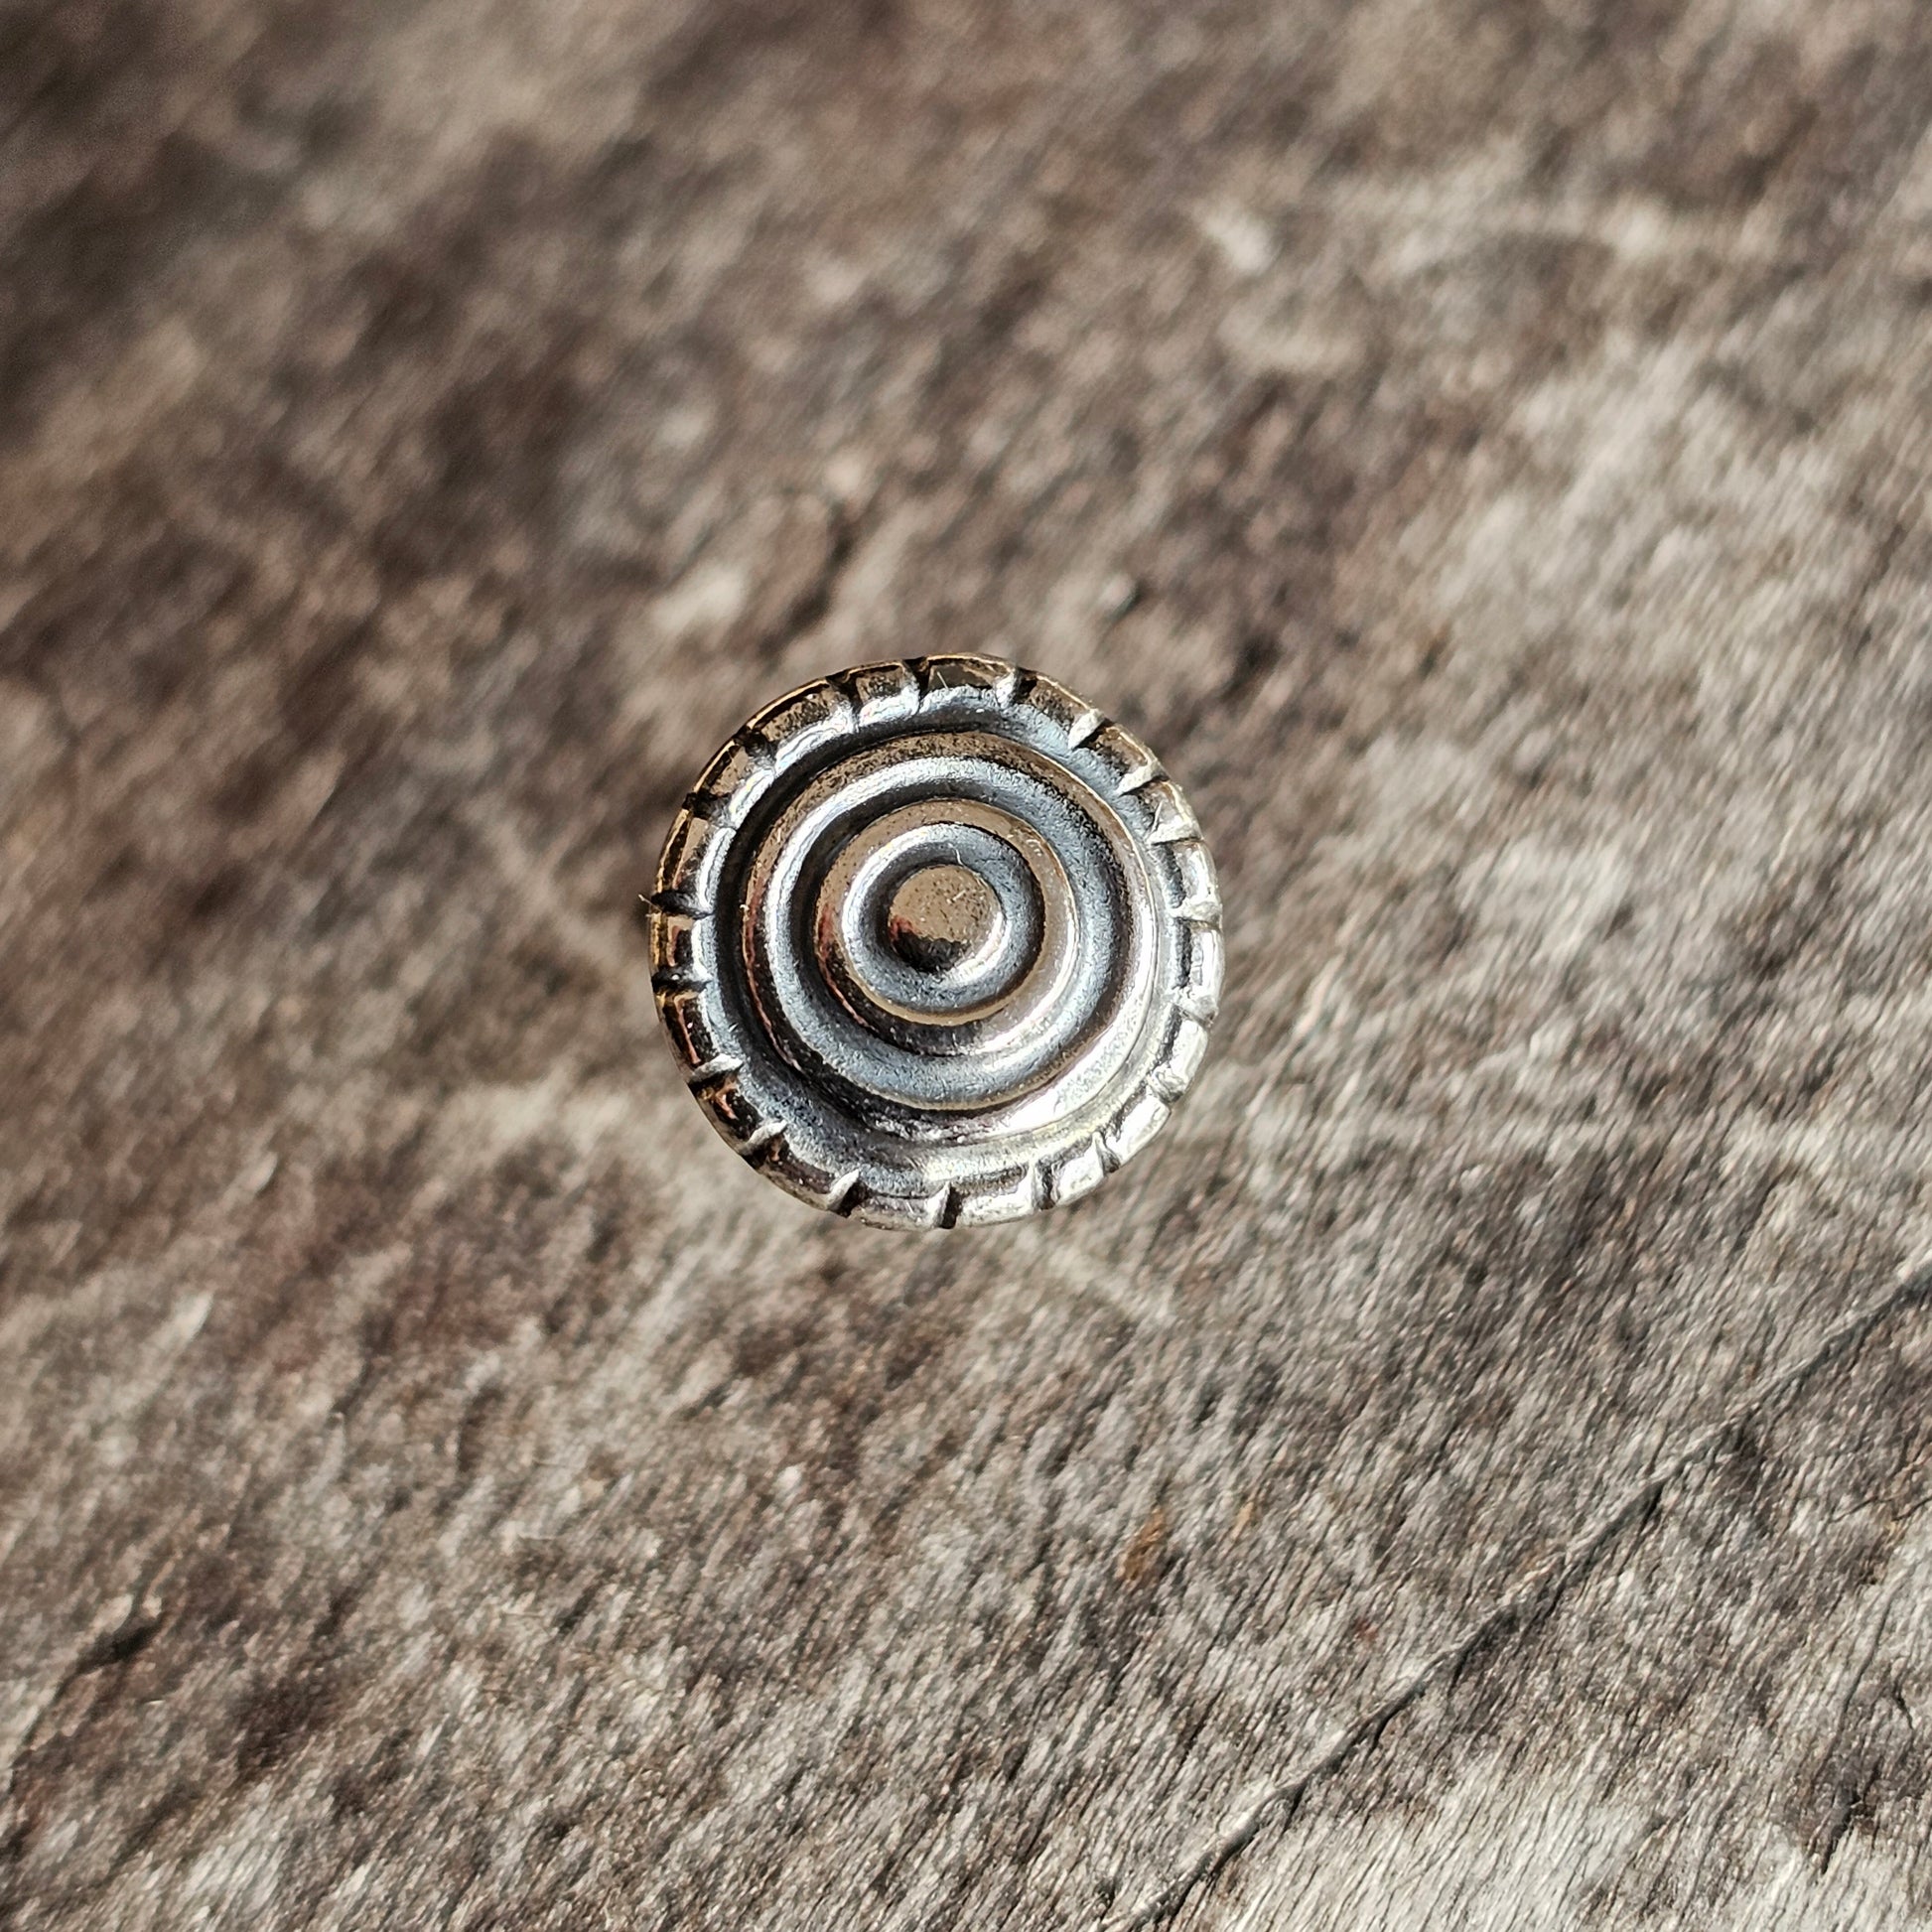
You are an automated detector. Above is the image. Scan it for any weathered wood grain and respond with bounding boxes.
[3,0,1931,1926]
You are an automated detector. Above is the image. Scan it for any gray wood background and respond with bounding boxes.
[4,0,1932,1925]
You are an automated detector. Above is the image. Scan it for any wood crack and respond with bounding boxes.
[1110,1262,1932,1929]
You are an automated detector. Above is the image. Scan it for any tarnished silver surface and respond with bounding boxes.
[646,656,1222,1228]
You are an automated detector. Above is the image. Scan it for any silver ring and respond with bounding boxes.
[647,655,1222,1228]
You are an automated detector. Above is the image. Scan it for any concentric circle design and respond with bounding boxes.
[646,656,1222,1228]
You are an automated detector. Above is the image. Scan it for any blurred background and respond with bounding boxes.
[3,1,1931,1927]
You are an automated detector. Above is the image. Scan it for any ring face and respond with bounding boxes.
[646,656,1222,1228]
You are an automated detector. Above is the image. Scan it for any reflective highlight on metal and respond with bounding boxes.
[646,656,1222,1228]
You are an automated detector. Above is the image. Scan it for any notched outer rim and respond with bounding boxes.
[647,655,1222,1229]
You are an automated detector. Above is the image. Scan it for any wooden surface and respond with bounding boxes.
[4,1,1932,1926]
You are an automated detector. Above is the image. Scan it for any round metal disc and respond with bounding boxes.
[645,655,1222,1229]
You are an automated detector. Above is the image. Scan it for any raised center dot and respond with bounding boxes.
[885,864,1005,976]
